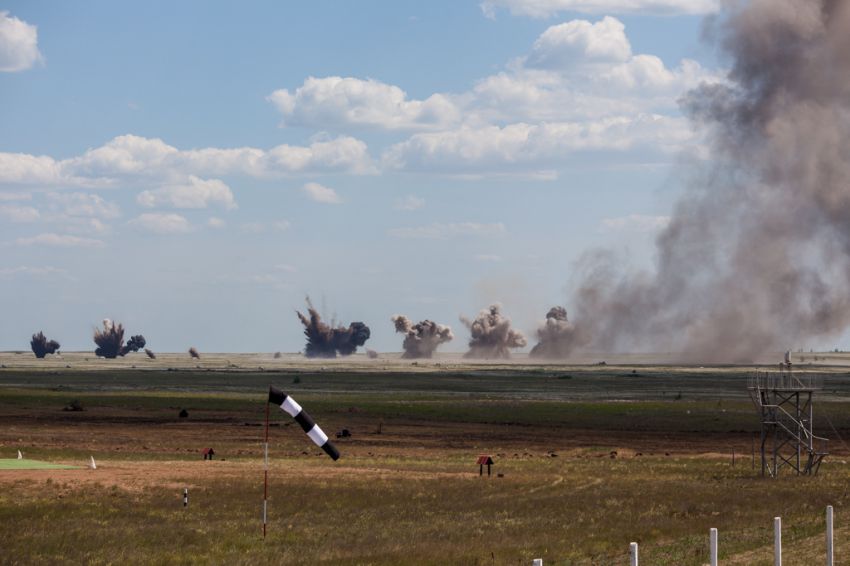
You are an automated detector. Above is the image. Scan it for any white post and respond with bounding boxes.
[532,560,543,566]
[710,527,718,566]
[826,506,834,566]
[183,488,188,508]
[630,542,638,566]
[774,516,782,566]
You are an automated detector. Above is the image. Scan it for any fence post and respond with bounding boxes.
[774,516,781,566]
[183,488,188,508]
[826,506,834,566]
[630,542,638,566]
[710,527,718,566]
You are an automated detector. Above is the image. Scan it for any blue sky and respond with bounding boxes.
[0,1,726,353]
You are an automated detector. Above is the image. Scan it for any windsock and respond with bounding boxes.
[268,386,339,460]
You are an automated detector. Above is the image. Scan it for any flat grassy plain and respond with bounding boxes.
[3,352,850,564]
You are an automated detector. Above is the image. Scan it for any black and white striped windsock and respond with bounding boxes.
[268,386,340,461]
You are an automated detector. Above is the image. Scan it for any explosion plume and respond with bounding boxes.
[460,304,526,359]
[530,307,579,359]
[392,315,454,358]
[93,319,146,358]
[144,348,156,359]
[296,297,371,358]
[562,0,850,362]
[189,347,200,359]
[30,331,60,358]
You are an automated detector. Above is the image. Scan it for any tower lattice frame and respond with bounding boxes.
[748,367,828,477]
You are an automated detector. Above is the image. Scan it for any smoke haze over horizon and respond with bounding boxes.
[559,0,850,362]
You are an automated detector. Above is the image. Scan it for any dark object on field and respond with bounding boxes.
[93,319,146,358]
[392,315,453,358]
[366,348,378,359]
[597,361,607,366]
[292,376,301,384]
[375,420,383,434]
[336,428,351,439]
[179,409,189,418]
[63,399,84,412]
[273,351,282,359]
[530,306,579,359]
[460,305,526,359]
[610,451,617,459]
[477,455,494,477]
[296,296,371,358]
[202,447,215,460]
[145,348,156,359]
[497,473,504,478]
[189,347,200,359]
[31,331,60,358]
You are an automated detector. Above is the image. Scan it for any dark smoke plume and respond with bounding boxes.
[145,348,156,359]
[296,297,371,358]
[460,304,527,359]
[530,307,579,359]
[30,331,60,358]
[189,347,200,359]
[93,319,146,358]
[392,315,454,358]
[562,0,850,362]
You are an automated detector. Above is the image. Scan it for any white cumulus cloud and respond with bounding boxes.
[265,17,719,177]
[129,213,192,234]
[0,11,42,72]
[302,182,342,204]
[527,16,632,67]
[48,192,121,218]
[480,0,719,18]
[383,114,692,174]
[268,76,461,131]
[0,134,377,188]
[137,176,236,210]
[394,195,425,211]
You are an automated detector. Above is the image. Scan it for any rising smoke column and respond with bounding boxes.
[530,307,580,359]
[564,0,850,362]
[460,304,527,359]
[30,331,60,358]
[296,297,371,358]
[93,319,146,358]
[392,315,454,358]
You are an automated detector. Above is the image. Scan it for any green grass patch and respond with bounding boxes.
[0,459,78,470]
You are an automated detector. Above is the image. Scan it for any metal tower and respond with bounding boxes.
[748,361,828,477]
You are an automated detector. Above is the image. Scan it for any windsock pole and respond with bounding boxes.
[263,387,271,539]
